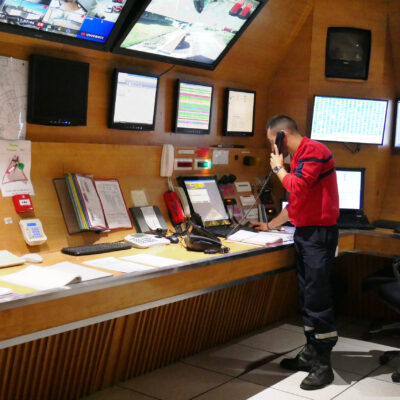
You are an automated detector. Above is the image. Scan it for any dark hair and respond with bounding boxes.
[266,115,298,131]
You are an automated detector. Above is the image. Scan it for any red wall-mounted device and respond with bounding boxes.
[13,194,33,213]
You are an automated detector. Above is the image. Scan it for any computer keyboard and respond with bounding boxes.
[337,214,375,230]
[206,224,258,238]
[62,241,132,256]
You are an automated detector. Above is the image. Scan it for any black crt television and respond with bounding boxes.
[223,88,255,136]
[0,0,134,51]
[174,79,213,135]
[335,167,365,212]
[177,175,231,228]
[108,69,159,130]
[27,54,89,126]
[310,95,388,145]
[111,0,268,70]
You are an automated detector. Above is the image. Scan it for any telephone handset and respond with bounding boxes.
[275,131,285,155]
[160,144,174,177]
[175,186,191,218]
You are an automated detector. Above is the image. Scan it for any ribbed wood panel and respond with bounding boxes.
[0,269,296,400]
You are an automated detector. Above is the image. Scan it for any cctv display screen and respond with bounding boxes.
[224,88,255,136]
[180,176,230,227]
[394,99,400,148]
[0,0,129,45]
[336,168,364,210]
[175,80,213,134]
[109,70,159,130]
[310,96,388,145]
[113,0,266,69]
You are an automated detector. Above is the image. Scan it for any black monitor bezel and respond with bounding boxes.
[335,167,366,212]
[108,68,160,131]
[0,0,136,51]
[174,79,213,135]
[111,0,268,70]
[391,98,400,153]
[310,95,388,145]
[223,88,256,137]
[27,54,89,126]
[177,175,231,228]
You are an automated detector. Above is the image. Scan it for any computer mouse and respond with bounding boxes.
[167,234,179,244]
[22,253,43,263]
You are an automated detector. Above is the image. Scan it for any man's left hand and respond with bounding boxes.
[270,144,284,170]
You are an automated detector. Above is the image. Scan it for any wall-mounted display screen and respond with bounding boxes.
[393,99,400,149]
[0,0,131,49]
[336,167,365,210]
[224,88,255,136]
[109,70,159,131]
[112,0,267,70]
[310,95,388,145]
[174,80,213,134]
[27,54,89,126]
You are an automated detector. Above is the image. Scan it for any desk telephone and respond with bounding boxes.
[185,224,229,254]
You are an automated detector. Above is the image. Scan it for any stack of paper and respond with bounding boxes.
[120,254,182,268]
[83,257,155,274]
[227,230,292,246]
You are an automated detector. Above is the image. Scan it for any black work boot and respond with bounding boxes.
[280,343,317,372]
[300,349,334,390]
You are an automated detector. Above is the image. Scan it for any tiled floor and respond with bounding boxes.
[83,316,400,400]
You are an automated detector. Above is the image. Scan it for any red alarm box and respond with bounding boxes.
[12,194,33,213]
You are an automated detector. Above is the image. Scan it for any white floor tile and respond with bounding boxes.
[369,365,400,384]
[271,369,361,400]
[193,378,265,400]
[183,343,274,377]
[334,376,400,399]
[239,327,306,354]
[119,362,231,400]
[331,339,383,376]
[82,386,157,400]
[277,324,304,334]
[247,387,311,400]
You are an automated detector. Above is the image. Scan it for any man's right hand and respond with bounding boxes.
[252,221,270,231]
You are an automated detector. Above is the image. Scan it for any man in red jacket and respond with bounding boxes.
[253,115,339,390]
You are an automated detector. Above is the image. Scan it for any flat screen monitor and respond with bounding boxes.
[336,167,365,211]
[224,88,255,136]
[27,54,89,126]
[174,80,213,134]
[310,95,388,145]
[109,69,159,130]
[0,0,133,50]
[177,175,230,227]
[112,0,268,70]
[392,99,400,149]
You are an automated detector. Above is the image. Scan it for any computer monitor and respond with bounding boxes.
[174,80,213,135]
[336,168,365,211]
[0,0,133,50]
[27,54,89,126]
[111,0,268,70]
[109,69,159,131]
[310,95,388,145]
[392,99,400,149]
[224,88,256,137]
[177,176,230,228]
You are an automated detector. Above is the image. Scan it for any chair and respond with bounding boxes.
[362,257,400,338]
[373,257,400,383]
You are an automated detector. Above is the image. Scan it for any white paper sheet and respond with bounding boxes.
[47,262,112,281]
[94,179,132,229]
[0,265,80,290]
[120,254,181,268]
[140,206,162,230]
[83,257,155,274]
[227,230,291,246]
[0,140,34,197]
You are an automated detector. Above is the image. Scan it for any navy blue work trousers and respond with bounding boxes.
[294,225,339,352]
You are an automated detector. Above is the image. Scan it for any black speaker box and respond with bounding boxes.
[325,27,371,80]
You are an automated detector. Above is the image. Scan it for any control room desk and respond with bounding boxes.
[0,230,398,400]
